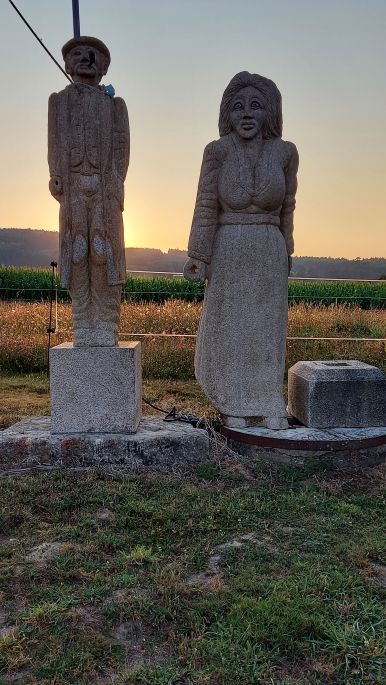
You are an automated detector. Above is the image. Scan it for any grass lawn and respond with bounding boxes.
[0,465,385,685]
[1,374,385,683]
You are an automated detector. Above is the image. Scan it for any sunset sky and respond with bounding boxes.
[0,0,385,258]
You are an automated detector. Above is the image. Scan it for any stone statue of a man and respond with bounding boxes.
[48,36,129,347]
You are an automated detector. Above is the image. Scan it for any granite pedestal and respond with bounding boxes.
[50,342,141,434]
[288,360,386,428]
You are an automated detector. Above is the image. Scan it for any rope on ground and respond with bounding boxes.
[142,397,201,427]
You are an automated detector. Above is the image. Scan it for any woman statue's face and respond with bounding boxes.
[230,86,266,139]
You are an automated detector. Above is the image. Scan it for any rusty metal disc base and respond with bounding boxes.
[220,424,386,452]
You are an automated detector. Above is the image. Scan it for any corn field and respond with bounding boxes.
[0,267,385,308]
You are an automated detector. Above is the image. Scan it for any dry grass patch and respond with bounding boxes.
[0,375,215,430]
[0,301,385,376]
[0,374,50,429]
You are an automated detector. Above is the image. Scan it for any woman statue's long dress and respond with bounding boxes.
[184,72,299,429]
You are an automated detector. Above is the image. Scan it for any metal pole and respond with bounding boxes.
[46,261,58,374]
[72,0,80,38]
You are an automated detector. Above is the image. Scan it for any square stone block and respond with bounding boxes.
[288,360,386,428]
[50,342,141,434]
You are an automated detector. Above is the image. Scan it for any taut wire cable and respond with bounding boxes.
[8,1,73,83]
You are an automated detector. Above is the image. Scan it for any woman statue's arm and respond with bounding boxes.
[280,142,299,272]
[185,141,221,280]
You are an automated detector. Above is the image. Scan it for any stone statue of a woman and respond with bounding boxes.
[184,71,298,429]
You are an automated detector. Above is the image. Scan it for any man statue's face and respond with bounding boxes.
[65,45,109,85]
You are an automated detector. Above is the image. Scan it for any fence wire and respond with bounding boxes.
[1,273,385,346]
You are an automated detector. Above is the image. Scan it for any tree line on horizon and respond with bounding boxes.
[1,227,385,279]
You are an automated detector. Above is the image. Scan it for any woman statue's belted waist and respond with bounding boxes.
[219,211,281,227]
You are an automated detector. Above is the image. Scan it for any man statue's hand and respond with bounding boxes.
[183,258,207,281]
[288,255,293,275]
[49,176,63,200]
[112,171,125,210]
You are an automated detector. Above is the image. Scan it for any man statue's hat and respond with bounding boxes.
[62,36,111,65]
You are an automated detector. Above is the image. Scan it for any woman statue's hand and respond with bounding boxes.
[183,258,207,281]
[288,255,292,275]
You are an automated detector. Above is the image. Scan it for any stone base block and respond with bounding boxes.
[50,342,141,434]
[0,416,209,473]
[288,360,386,428]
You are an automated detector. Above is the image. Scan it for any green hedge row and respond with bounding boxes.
[0,267,385,308]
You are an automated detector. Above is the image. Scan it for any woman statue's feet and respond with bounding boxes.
[222,415,249,428]
[222,416,289,430]
[261,416,289,430]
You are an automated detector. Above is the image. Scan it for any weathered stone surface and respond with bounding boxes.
[184,71,298,429]
[1,416,384,474]
[0,416,209,473]
[50,342,141,434]
[288,360,386,428]
[48,36,129,347]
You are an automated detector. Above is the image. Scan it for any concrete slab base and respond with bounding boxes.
[0,416,209,474]
[1,417,385,475]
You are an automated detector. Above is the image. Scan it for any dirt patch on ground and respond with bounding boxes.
[69,605,174,677]
[95,508,115,521]
[70,604,105,632]
[106,586,152,607]
[108,588,130,604]
[95,670,120,684]
[186,553,223,592]
[186,531,278,591]
[0,535,19,547]
[216,531,278,553]
[0,607,17,641]
[25,541,68,562]
[366,562,386,588]
[273,658,336,683]
[113,619,174,674]
[1,670,30,684]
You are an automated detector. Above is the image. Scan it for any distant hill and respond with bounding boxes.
[0,228,385,279]
[0,228,59,268]
[0,228,187,273]
[292,256,386,280]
